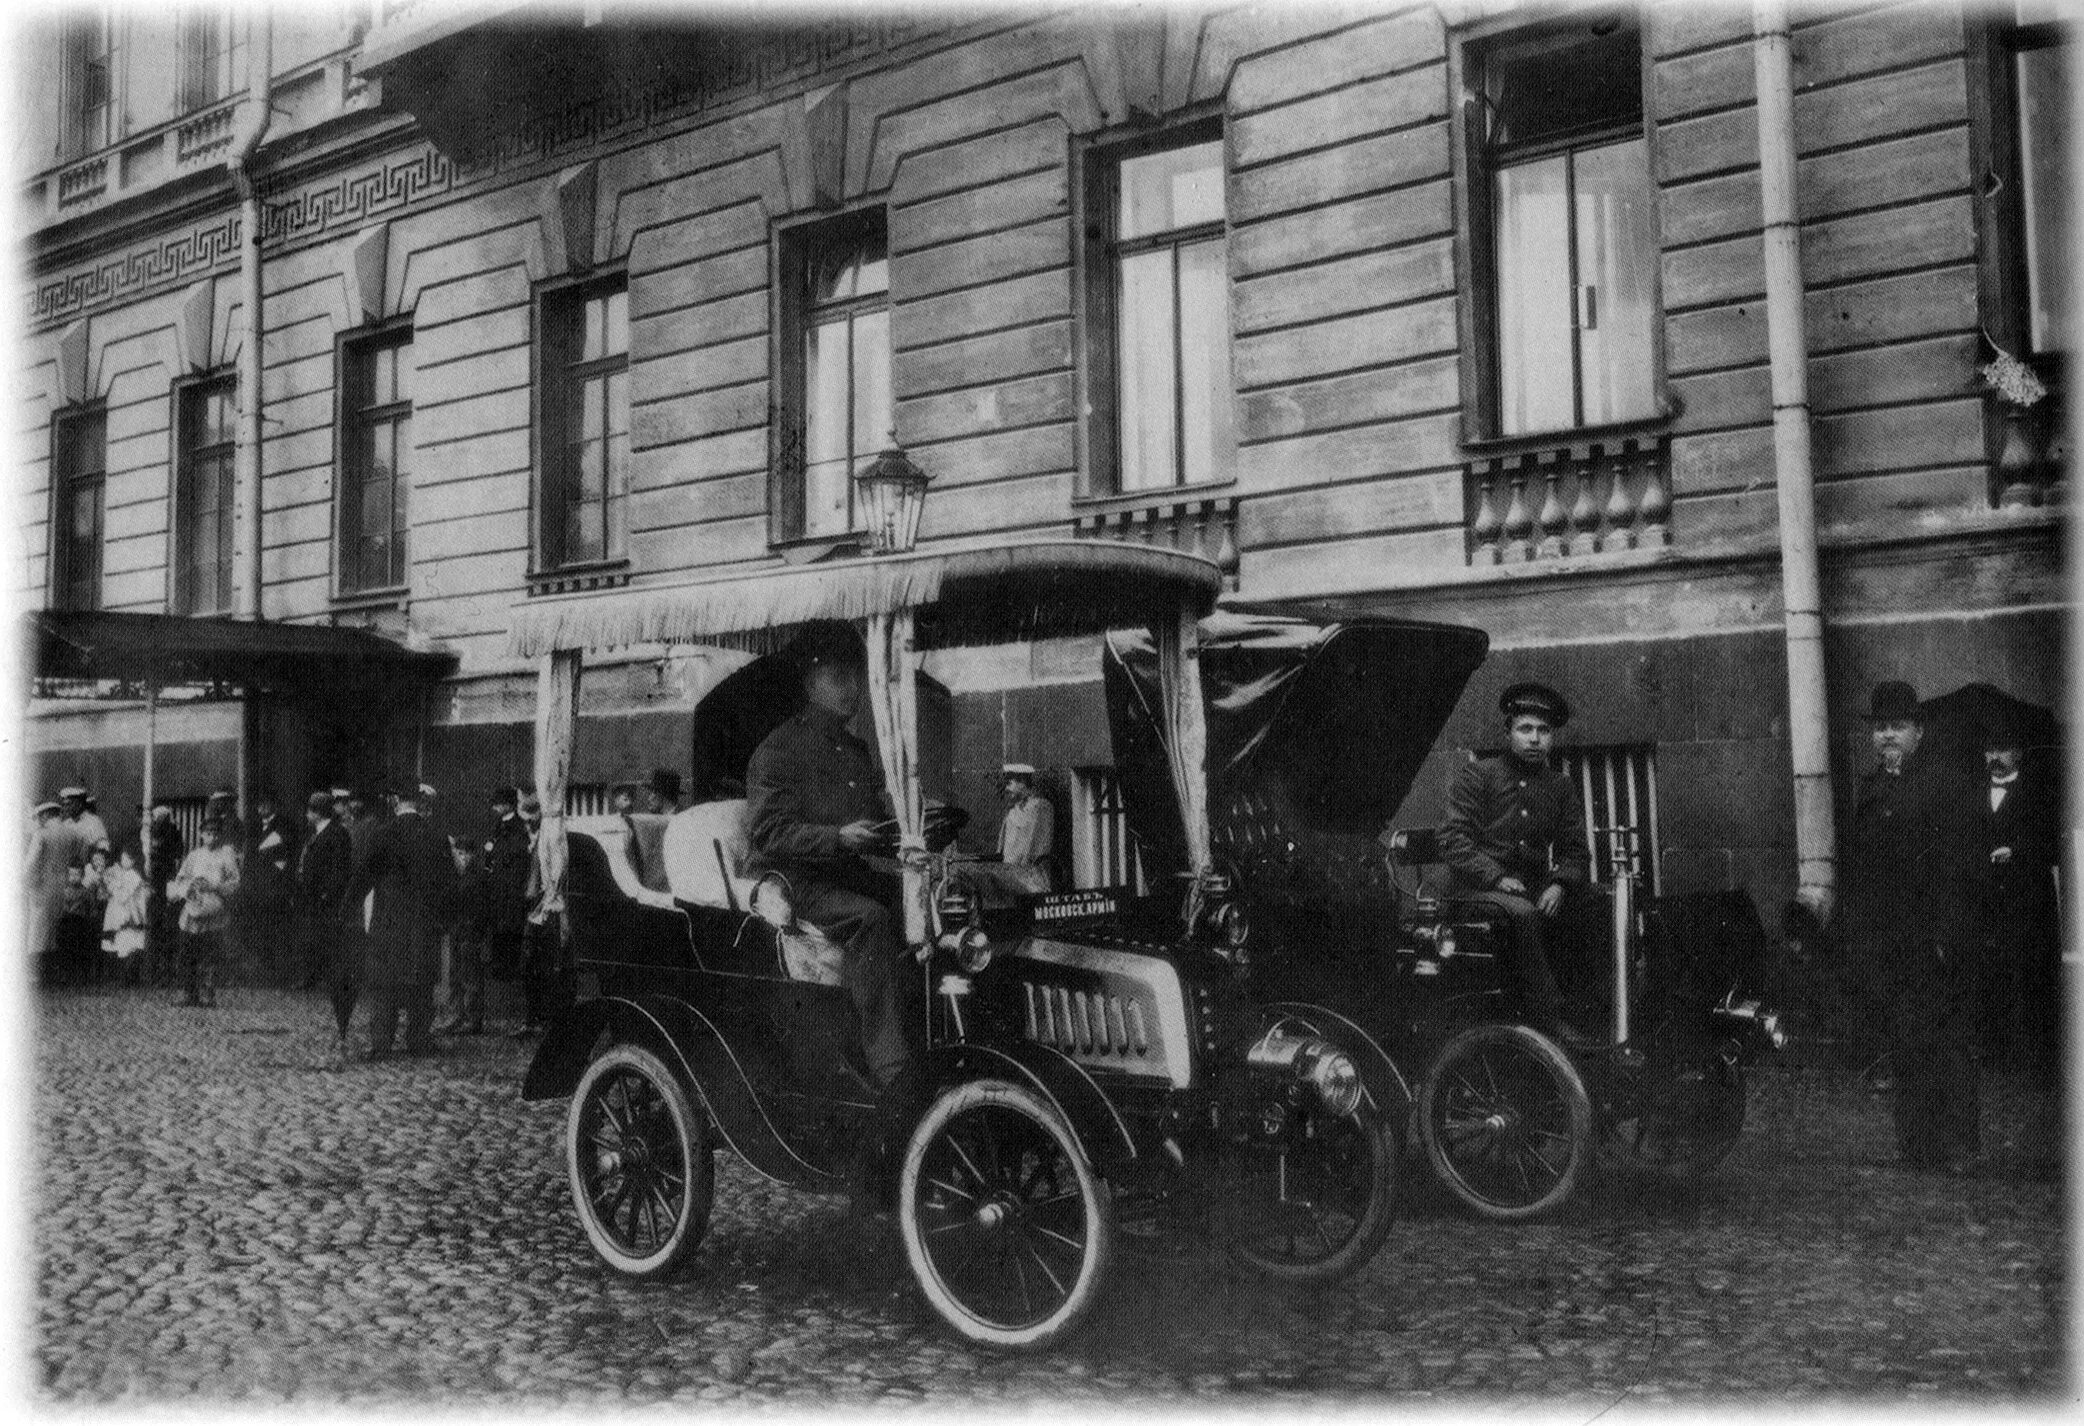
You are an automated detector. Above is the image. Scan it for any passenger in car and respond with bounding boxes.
[743,629,913,1094]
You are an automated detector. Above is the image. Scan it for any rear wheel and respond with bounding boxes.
[566,1042,715,1277]
[898,1079,1112,1350]
[1228,1105,1399,1284]
[1419,1024,1592,1221]
[1603,1061,1747,1181]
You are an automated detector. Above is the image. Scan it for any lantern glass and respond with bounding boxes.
[855,447,928,554]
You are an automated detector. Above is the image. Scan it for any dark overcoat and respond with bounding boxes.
[342,809,456,992]
[1841,752,1978,989]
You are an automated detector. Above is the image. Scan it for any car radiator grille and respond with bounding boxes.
[1022,982,1152,1061]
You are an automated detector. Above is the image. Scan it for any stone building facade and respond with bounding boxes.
[18,1,2069,916]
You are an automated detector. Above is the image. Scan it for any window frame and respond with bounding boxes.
[58,10,118,159]
[1454,12,1669,448]
[169,372,238,616]
[50,404,108,613]
[1969,8,2069,367]
[1076,111,1237,499]
[532,270,632,577]
[334,320,414,602]
[174,7,241,114]
[770,206,891,549]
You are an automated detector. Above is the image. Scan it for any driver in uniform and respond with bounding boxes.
[744,629,914,1098]
[1438,682,1603,1047]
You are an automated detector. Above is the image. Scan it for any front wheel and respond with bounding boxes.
[565,1042,715,1278]
[898,1079,1113,1350]
[1418,1023,1593,1221]
[1228,1106,1399,1284]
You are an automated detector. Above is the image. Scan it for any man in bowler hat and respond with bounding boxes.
[1439,681,1602,1045]
[1841,680,1982,1171]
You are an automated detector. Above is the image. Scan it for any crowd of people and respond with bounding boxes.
[25,771,685,1065]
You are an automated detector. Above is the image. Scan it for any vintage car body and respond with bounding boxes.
[1105,612,1785,1220]
[511,543,1409,1348]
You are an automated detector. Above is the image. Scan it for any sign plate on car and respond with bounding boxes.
[1032,888,1120,923]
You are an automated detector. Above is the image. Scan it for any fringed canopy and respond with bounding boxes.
[508,541,1224,658]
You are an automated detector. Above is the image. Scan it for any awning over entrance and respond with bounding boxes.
[27,609,456,698]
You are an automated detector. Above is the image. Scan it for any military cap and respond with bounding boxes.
[33,800,60,818]
[1866,681,1920,722]
[490,785,519,807]
[305,791,334,816]
[1499,682,1571,727]
[58,786,87,800]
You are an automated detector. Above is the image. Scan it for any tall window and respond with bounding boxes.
[52,408,106,612]
[2000,7,2071,359]
[176,9,241,112]
[339,330,412,594]
[778,213,889,541]
[1087,128,1235,491]
[1468,20,1658,436]
[59,12,117,158]
[538,279,629,570]
[174,378,236,614]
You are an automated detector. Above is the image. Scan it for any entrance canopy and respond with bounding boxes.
[27,609,455,699]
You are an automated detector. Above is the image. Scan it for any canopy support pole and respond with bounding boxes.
[141,681,158,880]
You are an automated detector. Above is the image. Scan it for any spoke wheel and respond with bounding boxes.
[1419,1024,1592,1221]
[565,1042,714,1278]
[898,1079,1112,1350]
[1228,1104,1399,1285]
[1604,1061,1747,1182]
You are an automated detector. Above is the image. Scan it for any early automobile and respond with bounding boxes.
[1104,612,1786,1222]
[508,543,1406,1349]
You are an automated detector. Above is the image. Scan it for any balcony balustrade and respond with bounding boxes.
[55,155,109,208]
[174,101,240,166]
[1074,492,1240,587]
[1465,436,1671,566]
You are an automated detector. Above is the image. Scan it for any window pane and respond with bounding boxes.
[371,344,396,407]
[1177,238,1235,485]
[580,296,606,364]
[2018,43,2071,352]
[804,317,853,536]
[606,429,629,558]
[851,307,891,461]
[1494,155,1575,434]
[1487,24,1640,149]
[579,374,606,442]
[606,369,627,438]
[1119,140,1225,240]
[1117,248,1178,490]
[1574,138,1660,425]
[604,289,629,358]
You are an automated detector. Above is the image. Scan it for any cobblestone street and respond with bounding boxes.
[33,985,2070,1410]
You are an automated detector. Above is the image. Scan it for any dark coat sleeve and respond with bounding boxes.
[1438,761,1507,891]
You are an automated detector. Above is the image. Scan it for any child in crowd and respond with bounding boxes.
[100,845,150,985]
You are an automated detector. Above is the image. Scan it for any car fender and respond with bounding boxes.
[1261,1000,1414,1126]
[521,994,845,1192]
[918,1040,1140,1181]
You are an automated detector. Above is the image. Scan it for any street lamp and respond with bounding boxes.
[855,438,930,555]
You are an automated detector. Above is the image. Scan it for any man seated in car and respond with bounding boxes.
[1437,682,1607,1048]
[743,627,913,1096]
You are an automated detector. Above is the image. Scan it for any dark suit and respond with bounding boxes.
[1439,752,1600,1036]
[243,814,300,984]
[300,817,355,1028]
[746,705,910,1088]
[1843,752,1981,1166]
[483,814,533,979]
[1975,760,2062,1075]
[342,807,457,1056]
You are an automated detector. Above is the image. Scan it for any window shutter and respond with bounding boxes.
[1462,95,1501,439]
